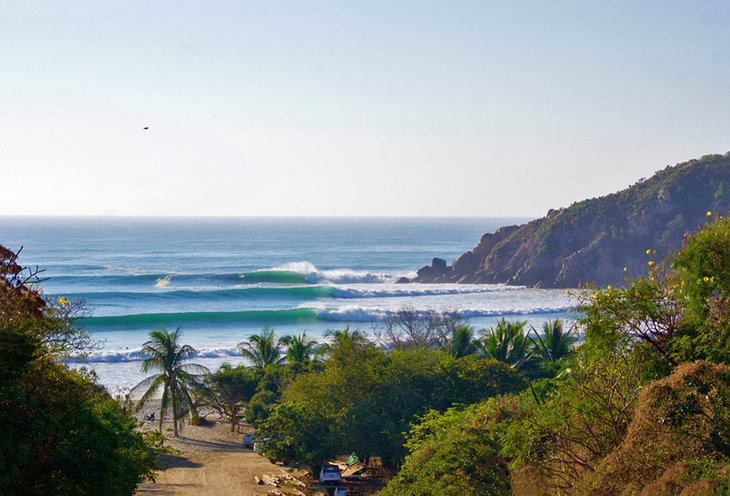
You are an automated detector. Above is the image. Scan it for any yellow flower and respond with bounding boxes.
[592,294,598,300]
[703,276,710,282]
[652,249,656,255]
[565,290,572,295]
[645,249,652,255]
[706,211,712,217]
[623,267,627,272]
[607,285,612,290]
[58,297,69,306]
[648,260,655,267]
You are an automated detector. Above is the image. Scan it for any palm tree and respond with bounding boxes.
[237,325,286,368]
[530,319,575,362]
[280,332,319,365]
[446,324,479,358]
[322,326,367,350]
[478,318,533,369]
[131,328,209,436]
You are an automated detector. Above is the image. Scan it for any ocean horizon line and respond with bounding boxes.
[0,214,536,221]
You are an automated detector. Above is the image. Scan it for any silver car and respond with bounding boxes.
[319,464,342,485]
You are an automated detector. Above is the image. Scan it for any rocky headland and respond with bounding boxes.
[406,152,730,288]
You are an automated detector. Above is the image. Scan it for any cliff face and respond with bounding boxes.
[410,153,730,288]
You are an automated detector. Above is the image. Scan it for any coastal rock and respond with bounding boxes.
[415,257,452,282]
[408,153,730,288]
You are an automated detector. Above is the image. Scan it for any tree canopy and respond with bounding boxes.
[0,245,160,496]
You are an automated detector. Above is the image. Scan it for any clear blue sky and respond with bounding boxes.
[1,1,729,217]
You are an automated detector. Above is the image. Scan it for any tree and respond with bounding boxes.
[380,398,521,496]
[445,324,479,358]
[132,328,208,437]
[262,343,528,472]
[373,308,464,350]
[530,319,575,362]
[0,245,91,357]
[479,319,533,370]
[0,244,160,495]
[258,402,339,473]
[577,216,730,368]
[324,325,367,345]
[237,325,286,368]
[446,356,528,405]
[280,331,320,366]
[201,363,261,432]
[670,216,730,363]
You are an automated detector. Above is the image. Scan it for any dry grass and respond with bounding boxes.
[576,361,729,496]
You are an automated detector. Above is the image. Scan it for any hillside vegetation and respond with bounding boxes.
[380,215,730,495]
[412,152,730,288]
[0,246,163,495]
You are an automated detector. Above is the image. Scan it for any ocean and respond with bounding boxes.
[1,217,574,392]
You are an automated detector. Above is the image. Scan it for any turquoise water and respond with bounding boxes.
[1,217,573,391]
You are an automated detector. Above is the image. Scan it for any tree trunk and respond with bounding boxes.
[171,377,179,437]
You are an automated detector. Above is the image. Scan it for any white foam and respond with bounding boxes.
[316,305,573,322]
[330,285,516,298]
[71,346,242,364]
[269,261,395,284]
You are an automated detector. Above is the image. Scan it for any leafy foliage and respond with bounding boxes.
[479,318,533,370]
[0,245,159,495]
[381,213,730,495]
[578,216,730,367]
[259,341,527,472]
[530,319,575,362]
[502,349,645,491]
[281,331,321,368]
[446,324,479,358]
[199,363,261,432]
[380,398,525,496]
[237,325,287,368]
[670,216,730,363]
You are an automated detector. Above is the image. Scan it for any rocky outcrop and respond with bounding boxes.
[406,153,730,288]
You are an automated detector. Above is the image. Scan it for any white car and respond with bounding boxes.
[319,464,342,485]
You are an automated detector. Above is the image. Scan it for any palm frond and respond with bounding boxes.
[134,327,209,435]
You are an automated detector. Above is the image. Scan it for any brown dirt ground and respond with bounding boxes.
[134,403,385,496]
[135,412,311,496]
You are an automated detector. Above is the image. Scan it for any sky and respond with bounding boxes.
[1,1,729,217]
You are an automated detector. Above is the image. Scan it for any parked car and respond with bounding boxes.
[319,464,343,485]
[334,488,347,496]
[253,437,271,453]
[242,433,257,449]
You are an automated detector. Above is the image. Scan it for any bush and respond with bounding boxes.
[380,397,525,496]
[0,245,160,495]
